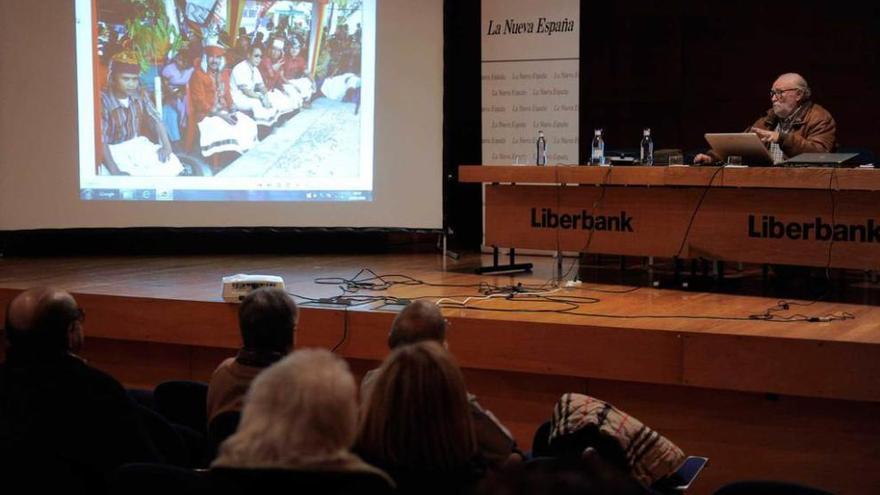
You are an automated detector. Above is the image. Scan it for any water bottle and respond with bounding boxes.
[591,129,605,165]
[640,128,654,166]
[536,131,547,166]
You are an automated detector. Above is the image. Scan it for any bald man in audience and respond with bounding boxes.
[695,73,837,165]
[360,300,521,467]
[0,288,158,493]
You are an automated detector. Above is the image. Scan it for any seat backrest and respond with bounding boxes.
[205,467,395,495]
[206,410,242,462]
[530,420,553,458]
[135,403,189,467]
[208,410,241,444]
[154,380,209,435]
[108,462,201,495]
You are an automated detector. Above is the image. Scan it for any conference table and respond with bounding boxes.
[459,165,880,270]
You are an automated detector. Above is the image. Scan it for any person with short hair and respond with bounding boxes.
[252,31,265,52]
[281,35,315,106]
[694,73,837,165]
[206,288,298,424]
[259,37,301,116]
[230,46,280,126]
[360,300,520,468]
[0,287,158,492]
[100,51,184,176]
[189,42,258,157]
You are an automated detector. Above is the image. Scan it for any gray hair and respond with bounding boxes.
[780,72,811,100]
[213,348,357,469]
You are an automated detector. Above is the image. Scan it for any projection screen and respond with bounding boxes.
[0,0,442,229]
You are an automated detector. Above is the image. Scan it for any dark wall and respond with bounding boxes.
[444,0,880,248]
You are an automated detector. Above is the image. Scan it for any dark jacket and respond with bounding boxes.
[0,351,159,493]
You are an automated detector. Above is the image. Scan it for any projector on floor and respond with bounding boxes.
[222,274,286,302]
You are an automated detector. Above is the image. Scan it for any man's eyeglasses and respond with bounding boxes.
[770,88,799,98]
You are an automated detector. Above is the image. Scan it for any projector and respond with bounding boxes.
[222,274,286,302]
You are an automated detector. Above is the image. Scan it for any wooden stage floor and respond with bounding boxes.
[1,253,879,494]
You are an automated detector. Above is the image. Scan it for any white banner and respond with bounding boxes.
[481,0,579,165]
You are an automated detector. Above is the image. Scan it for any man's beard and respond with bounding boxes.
[773,104,793,119]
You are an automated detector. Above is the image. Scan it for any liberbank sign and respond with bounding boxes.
[526,209,880,243]
[748,215,880,243]
[469,163,880,269]
[530,208,634,232]
[482,183,880,269]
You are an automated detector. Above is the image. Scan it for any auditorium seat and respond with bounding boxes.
[135,403,190,467]
[530,420,553,458]
[154,380,209,435]
[207,410,241,461]
[203,467,395,495]
[108,463,201,495]
[713,480,834,495]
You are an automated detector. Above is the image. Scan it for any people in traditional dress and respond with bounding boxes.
[189,43,258,157]
[281,36,315,107]
[100,51,183,176]
[230,46,280,126]
[259,37,301,116]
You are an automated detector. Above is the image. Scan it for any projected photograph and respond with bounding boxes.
[76,0,374,201]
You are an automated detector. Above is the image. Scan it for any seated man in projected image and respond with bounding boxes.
[230,45,280,127]
[281,35,315,107]
[100,51,184,176]
[189,42,258,157]
[694,73,837,165]
[258,37,301,117]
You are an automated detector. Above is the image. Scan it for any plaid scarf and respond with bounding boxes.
[550,393,685,486]
[770,103,809,163]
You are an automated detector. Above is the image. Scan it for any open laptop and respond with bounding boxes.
[781,152,859,167]
[704,133,774,166]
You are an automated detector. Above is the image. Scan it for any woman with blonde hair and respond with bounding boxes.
[356,341,485,493]
[209,348,393,493]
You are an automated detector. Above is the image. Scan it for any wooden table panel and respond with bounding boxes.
[481,181,880,269]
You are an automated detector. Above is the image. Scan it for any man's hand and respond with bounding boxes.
[751,127,779,144]
[220,112,238,126]
[693,153,715,165]
[158,145,172,162]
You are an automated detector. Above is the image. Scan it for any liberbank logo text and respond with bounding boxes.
[530,208,634,232]
[748,215,880,243]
